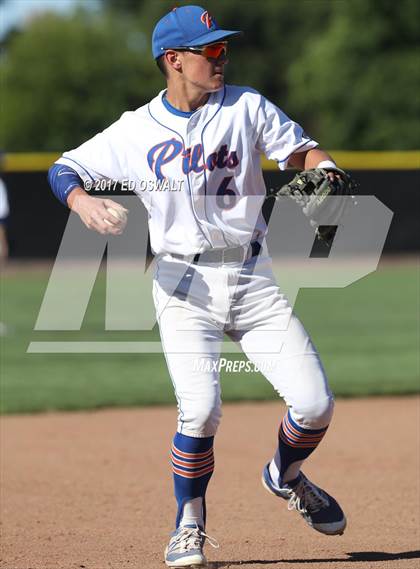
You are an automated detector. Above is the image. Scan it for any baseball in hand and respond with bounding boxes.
[104,206,128,226]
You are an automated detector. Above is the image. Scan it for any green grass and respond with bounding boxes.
[1,261,419,414]
[294,263,419,397]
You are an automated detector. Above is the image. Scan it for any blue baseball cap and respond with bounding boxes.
[152,5,242,59]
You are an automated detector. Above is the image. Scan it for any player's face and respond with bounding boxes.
[175,42,228,92]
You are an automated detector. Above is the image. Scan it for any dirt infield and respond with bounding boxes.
[1,397,419,569]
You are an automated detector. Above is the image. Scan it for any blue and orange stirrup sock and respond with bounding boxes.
[276,409,329,483]
[171,432,215,528]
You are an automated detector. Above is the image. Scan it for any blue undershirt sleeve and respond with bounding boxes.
[48,164,84,206]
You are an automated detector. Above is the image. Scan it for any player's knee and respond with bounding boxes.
[292,395,335,430]
[179,399,222,437]
[196,404,222,436]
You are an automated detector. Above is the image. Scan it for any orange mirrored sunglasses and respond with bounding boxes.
[172,42,228,59]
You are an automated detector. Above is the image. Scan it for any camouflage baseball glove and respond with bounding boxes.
[267,167,358,244]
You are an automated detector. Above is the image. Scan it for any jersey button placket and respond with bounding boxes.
[186,126,213,247]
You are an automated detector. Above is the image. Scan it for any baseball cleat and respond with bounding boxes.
[164,523,219,567]
[262,464,347,535]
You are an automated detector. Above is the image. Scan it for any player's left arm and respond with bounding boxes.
[270,147,358,245]
[288,148,336,171]
[253,94,340,175]
[288,148,344,183]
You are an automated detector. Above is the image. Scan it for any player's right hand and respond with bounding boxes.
[69,191,128,235]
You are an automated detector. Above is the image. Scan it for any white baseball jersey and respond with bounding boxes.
[56,85,318,255]
[55,83,332,442]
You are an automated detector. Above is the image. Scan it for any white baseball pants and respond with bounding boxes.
[153,246,333,438]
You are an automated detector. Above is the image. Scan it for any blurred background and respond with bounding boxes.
[0,0,419,413]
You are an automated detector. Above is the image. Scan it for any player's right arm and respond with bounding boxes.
[48,113,131,235]
[48,164,126,235]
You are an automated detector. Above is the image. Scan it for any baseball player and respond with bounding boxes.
[0,177,9,262]
[0,156,10,337]
[0,152,10,262]
[48,6,347,567]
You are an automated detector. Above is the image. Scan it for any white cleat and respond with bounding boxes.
[164,523,219,567]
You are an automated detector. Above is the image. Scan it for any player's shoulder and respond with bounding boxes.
[118,104,151,123]
[223,85,268,116]
[224,84,263,104]
[101,98,158,134]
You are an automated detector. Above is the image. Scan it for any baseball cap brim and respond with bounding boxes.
[169,29,242,49]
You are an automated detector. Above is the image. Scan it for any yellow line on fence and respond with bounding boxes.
[261,151,420,171]
[3,151,420,173]
[4,153,61,173]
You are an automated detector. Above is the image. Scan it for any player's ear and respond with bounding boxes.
[165,50,182,72]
